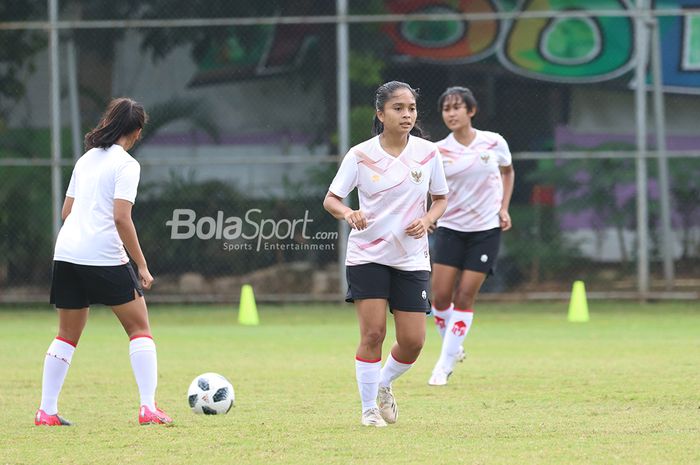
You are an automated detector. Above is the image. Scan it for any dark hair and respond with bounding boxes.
[84,97,148,150]
[372,81,425,138]
[438,86,478,113]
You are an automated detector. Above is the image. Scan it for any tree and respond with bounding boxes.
[0,1,46,118]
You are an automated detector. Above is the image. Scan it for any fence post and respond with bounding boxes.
[634,0,650,298]
[650,17,675,290]
[336,0,349,298]
[49,0,62,240]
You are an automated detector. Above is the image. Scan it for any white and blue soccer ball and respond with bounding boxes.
[187,372,235,415]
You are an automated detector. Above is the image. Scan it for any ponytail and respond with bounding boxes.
[372,115,384,136]
[84,97,147,151]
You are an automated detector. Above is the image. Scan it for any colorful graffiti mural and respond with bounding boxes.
[654,0,700,91]
[384,0,502,63]
[190,0,700,91]
[386,0,700,89]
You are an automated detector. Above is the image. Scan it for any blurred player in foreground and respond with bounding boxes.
[428,86,514,386]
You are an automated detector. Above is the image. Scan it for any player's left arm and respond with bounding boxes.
[61,196,74,221]
[406,194,447,238]
[499,164,514,231]
[415,146,449,236]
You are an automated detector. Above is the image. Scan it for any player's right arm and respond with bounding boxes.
[323,192,367,230]
[62,169,77,221]
[61,197,74,221]
[325,150,367,230]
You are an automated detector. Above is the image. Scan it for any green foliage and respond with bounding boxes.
[528,146,637,262]
[0,1,46,114]
[528,145,700,264]
[0,167,56,285]
[349,52,386,89]
[137,2,288,62]
[349,105,376,145]
[668,158,700,258]
[503,205,583,285]
[0,127,52,159]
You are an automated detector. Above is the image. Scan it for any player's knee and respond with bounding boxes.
[361,328,386,349]
[453,289,477,309]
[57,329,82,344]
[432,295,452,311]
[398,334,425,354]
[125,325,151,340]
[412,337,425,353]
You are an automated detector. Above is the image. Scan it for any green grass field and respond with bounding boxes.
[0,302,698,465]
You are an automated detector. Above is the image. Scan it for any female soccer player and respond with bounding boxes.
[428,86,514,386]
[324,81,448,427]
[35,98,172,426]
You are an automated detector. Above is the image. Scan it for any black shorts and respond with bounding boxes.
[50,261,144,309]
[432,227,501,274]
[345,263,430,313]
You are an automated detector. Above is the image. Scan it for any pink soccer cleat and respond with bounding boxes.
[35,409,72,426]
[138,405,173,425]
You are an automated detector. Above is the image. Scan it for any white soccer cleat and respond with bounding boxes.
[456,345,466,363]
[361,407,388,427]
[377,386,398,424]
[428,368,452,386]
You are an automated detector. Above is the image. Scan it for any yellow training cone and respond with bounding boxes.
[238,284,259,326]
[568,280,589,322]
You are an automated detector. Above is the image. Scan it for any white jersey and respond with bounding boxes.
[329,135,448,271]
[436,130,511,232]
[54,144,141,266]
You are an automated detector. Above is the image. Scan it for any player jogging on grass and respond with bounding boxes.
[324,81,448,427]
[35,98,173,426]
[428,86,514,386]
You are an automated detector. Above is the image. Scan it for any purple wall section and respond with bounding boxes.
[552,126,699,231]
[555,126,700,151]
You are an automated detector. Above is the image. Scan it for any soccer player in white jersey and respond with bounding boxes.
[324,81,448,427]
[427,86,515,386]
[35,98,173,426]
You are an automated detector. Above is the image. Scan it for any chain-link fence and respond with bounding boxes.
[1,1,699,303]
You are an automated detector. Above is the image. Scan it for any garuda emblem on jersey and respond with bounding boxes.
[480,153,490,165]
[409,168,423,184]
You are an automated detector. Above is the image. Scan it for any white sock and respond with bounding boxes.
[355,357,381,412]
[40,338,76,415]
[129,336,157,410]
[432,303,454,339]
[436,309,474,372]
[379,353,414,388]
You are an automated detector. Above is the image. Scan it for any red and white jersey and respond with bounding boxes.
[436,130,511,232]
[329,135,448,271]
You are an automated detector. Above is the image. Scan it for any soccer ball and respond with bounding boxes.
[187,372,235,415]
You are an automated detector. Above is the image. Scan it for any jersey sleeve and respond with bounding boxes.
[65,170,76,198]
[114,160,141,203]
[328,152,358,198]
[429,149,449,195]
[495,134,512,167]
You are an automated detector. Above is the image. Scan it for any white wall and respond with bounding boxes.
[569,87,700,135]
